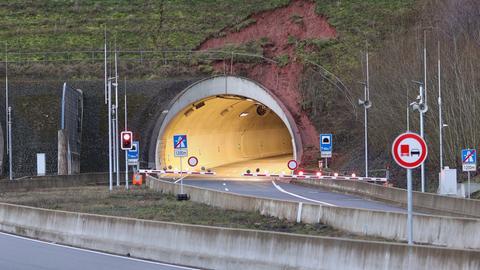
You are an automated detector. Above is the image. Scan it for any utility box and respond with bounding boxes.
[438,167,457,196]
[37,153,46,176]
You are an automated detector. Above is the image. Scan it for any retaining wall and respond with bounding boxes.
[0,196,479,269]
[147,175,480,250]
[0,172,127,192]
[293,178,480,218]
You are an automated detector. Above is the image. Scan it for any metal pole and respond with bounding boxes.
[467,171,471,199]
[438,41,443,170]
[180,157,183,194]
[407,168,413,245]
[124,78,128,189]
[420,109,425,193]
[104,30,107,105]
[108,80,113,191]
[406,87,410,132]
[421,30,427,193]
[325,157,328,169]
[5,44,8,157]
[112,106,116,174]
[8,106,12,180]
[364,49,369,177]
[114,50,120,186]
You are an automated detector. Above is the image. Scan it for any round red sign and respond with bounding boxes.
[188,156,198,167]
[392,132,428,169]
[287,160,298,170]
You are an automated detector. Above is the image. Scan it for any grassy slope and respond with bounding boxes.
[0,185,386,240]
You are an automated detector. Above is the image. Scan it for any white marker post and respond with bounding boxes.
[392,132,428,245]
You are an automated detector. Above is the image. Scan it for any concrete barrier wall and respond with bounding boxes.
[0,172,128,192]
[147,176,480,250]
[293,178,480,218]
[0,198,479,269]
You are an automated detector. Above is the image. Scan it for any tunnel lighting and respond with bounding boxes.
[194,101,205,109]
[334,173,339,177]
[184,108,194,117]
[239,112,249,117]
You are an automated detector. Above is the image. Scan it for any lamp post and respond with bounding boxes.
[410,81,428,192]
[358,49,371,177]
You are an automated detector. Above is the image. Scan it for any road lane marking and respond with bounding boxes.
[0,232,199,269]
[271,181,335,206]
[174,175,188,184]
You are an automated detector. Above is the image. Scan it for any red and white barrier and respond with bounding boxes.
[241,173,387,182]
[139,169,215,175]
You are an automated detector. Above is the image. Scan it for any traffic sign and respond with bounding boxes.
[127,141,139,165]
[188,156,198,167]
[287,160,298,170]
[462,149,477,172]
[392,132,427,169]
[173,134,188,157]
[320,134,332,158]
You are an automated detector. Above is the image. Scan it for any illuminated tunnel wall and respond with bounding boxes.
[153,76,303,171]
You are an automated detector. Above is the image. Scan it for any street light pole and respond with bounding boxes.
[437,41,443,171]
[421,30,428,193]
[124,78,129,190]
[358,48,371,177]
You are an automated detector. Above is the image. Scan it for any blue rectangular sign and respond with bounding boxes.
[320,134,332,158]
[127,141,139,164]
[173,135,188,149]
[462,149,476,172]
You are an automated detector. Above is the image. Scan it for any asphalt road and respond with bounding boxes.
[0,232,198,270]
[182,178,405,212]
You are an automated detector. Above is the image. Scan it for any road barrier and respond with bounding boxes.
[242,172,387,182]
[146,175,480,250]
[0,201,478,269]
[139,169,215,175]
[293,178,480,218]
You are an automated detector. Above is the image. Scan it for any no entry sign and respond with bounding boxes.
[392,132,428,169]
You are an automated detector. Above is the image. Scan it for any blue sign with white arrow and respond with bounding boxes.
[320,134,332,158]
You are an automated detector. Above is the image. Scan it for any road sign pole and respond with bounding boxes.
[468,171,471,199]
[407,168,413,245]
[420,111,425,193]
[325,158,328,169]
[124,78,128,190]
[180,157,183,194]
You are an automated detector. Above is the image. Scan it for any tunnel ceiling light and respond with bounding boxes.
[184,108,194,117]
[194,101,205,109]
[246,98,253,102]
[239,112,249,117]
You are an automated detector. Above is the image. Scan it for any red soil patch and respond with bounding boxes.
[198,0,336,164]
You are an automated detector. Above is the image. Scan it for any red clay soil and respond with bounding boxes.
[198,0,336,165]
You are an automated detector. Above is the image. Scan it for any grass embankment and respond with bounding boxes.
[0,185,382,240]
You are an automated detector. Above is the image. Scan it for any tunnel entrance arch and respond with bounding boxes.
[152,75,302,175]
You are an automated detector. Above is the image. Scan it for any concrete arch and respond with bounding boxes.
[149,75,302,171]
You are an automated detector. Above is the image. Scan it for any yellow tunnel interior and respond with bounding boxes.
[159,95,294,176]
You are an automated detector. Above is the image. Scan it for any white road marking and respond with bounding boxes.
[174,176,188,184]
[224,188,229,192]
[271,181,335,207]
[0,232,199,269]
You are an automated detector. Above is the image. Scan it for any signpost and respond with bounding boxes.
[287,159,298,172]
[392,132,427,245]
[462,149,476,199]
[320,134,332,168]
[188,156,198,167]
[173,134,188,199]
[127,141,139,166]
